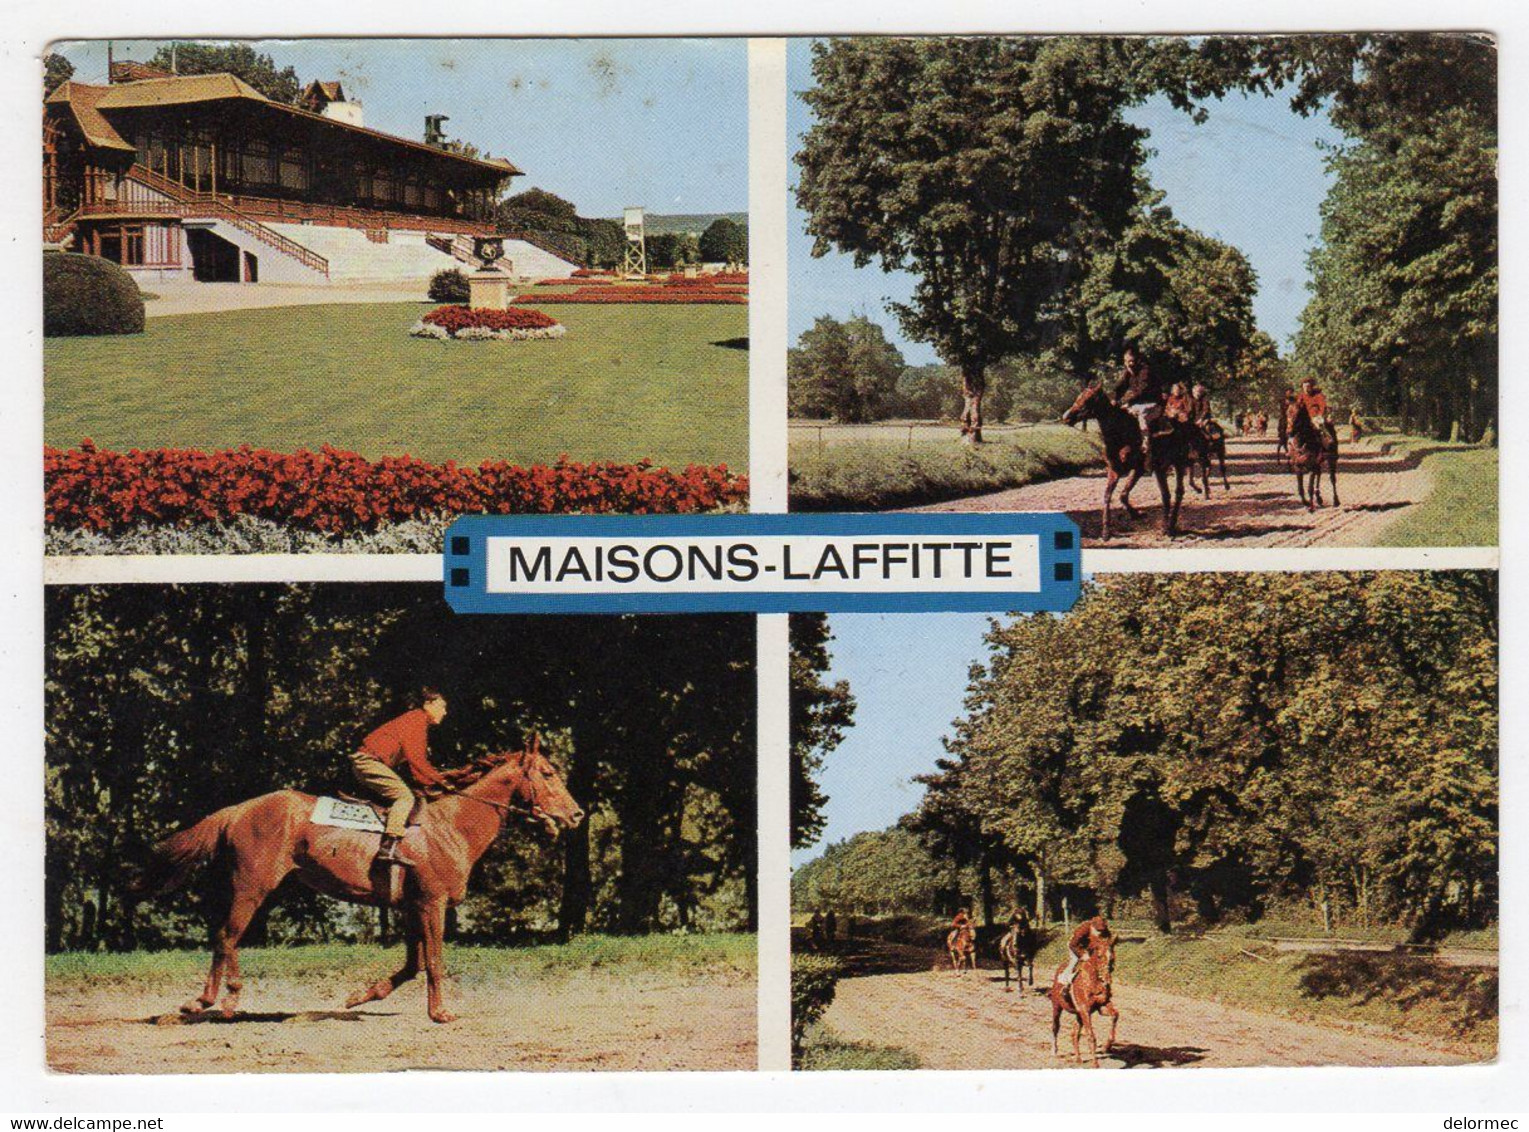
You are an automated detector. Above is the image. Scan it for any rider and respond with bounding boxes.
[1111,343,1164,465]
[1057,915,1112,987]
[1165,382,1194,424]
[351,687,451,866]
[1293,377,1336,441]
[1190,383,1214,428]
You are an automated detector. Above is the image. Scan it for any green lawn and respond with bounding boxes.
[798,1023,922,1070]
[1367,434,1498,547]
[789,422,1101,511]
[46,932,756,988]
[46,301,749,471]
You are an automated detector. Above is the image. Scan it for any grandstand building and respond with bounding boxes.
[43,63,578,283]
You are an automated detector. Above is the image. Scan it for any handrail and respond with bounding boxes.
[122,166,329,276]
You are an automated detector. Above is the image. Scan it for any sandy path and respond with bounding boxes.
[817,945,1478,1070]
[47,968,756,1074]
[913,436,1431,548]
[144,281,430,318]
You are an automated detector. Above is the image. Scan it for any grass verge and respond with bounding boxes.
[797,1022,922,1070]
[46,933,757,988]
[46,301,748,471]
[1365,434,1498,547]
[789,423,1100,511]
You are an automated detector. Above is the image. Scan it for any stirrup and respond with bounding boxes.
[375,837,413,868]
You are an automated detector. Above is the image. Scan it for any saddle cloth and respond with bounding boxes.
[311,796,386,833]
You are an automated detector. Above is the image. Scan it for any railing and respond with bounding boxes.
[500,228,583,266]
[117,167,330,277]
[788,419,1049,453]
[44,207,79,245]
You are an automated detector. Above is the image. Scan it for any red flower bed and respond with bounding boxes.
[571,268,613,278]
[517,289,747,305]
[46,442,748,533]
[666,272,749,286]
[421,305,561,332]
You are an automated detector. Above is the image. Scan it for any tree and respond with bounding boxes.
[645,232,701,271]
[44,52,73,98]
[796,37,1153,442]
[699,217,749,266]
[792,828,942,916]
[788,315,906,422]
[938,572,1497,939]
[789,614,855,850]
[148,43,302,105]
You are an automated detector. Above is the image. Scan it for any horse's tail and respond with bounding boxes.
[125,806,238,897]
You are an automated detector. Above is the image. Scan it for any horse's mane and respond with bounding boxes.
[423,738,539,797]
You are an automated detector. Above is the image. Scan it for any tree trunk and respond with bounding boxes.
[978,853,995,927]
[1150,871,1172,934]
[959,362,986,444]
[1033,862,1047,923]
[557,817,593,941]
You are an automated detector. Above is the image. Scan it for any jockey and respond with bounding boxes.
[1164,382,1194,424]
[351,688,450,866]
[1190,383,1213,427]
[1111,344,1164,463]
[1057,915,1111,987]
[1293,377,1337,442]
[951,907,976,936]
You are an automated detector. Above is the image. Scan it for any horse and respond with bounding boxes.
[1062,385,1196,539]
[1286,401,1340,510]
[125,740,585,1024]
[1188,419,1230,496]
[947,923,978,975]
[1048,930,1120,1067]
[998,921,1038,992]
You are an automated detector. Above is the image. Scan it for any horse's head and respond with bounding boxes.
[488,737,585,838]
[1062,383,1106,426]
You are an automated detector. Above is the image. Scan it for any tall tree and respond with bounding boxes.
[789,614,855,850]
[43,52,74,97]
[787,315,906,422]
[699,217,749,266]
[795,37,1152,441]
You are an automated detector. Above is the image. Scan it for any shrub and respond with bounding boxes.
[421,305,560,332]
[43,252,145,337]
[516,289,746,306]
[45,442,749,533]
[427,268,471,304]
[791,954,844,1065]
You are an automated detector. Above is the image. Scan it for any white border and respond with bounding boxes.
[4,0,1524,1116]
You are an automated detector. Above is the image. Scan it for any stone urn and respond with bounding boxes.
[468,236,514,310]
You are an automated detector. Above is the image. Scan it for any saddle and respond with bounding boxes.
[336,792,426,827]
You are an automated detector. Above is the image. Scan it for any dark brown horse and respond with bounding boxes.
[1049,929,1119,1067]
[1287,402,1340,510]
[999,921,1038,991]
[947,924,977,975]
[1063,385,1195,539]
[1188,419,1231,496]
[127,741,584,1024]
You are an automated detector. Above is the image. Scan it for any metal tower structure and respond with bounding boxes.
[620,206,647,277]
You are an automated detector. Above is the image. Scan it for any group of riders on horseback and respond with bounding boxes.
[948,907,1120,1066]
[1063,343,1342,535]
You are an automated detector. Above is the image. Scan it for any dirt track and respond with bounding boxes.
[816,943,1480,1070]
[47,967,756,1073]
[914,435,1429,548]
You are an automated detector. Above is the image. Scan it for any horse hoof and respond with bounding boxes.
[180,998,209,1016]
[430,1011,458,1024]
[218,999,238,1020]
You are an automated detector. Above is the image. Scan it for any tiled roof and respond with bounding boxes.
[96,72,268,109]
[44,81,134,151]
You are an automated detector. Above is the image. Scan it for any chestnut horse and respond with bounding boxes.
[947,924,977,975]
[1188,419,1231,496]
[1048,930,1119,1067]
[1287,402,1340,510]
[1062,385,1197,539]
[127,741,584,1024]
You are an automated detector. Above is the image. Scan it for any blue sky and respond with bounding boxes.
[787,38,1346,363]
[793,611,996,866]
[54,39,747,218]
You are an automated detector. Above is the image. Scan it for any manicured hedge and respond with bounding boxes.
[43,252,145,338]
[45,442,748,533]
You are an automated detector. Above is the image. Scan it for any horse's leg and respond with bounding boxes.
[346,908,422,1008]
[1294,464,1309,508]
[1120,467,1142,518]
[420,897,456,1023]
[1078,1001,1101,1068]
[1102,467,1118,540]
[1329,460,1340,507]
[1051,1000,1063,1057]
[1154,466,1173,535]
[209,885,270,1019]
[1220,447,1230,491]
[1171,465,1186,534]
[1101,1001,1120,1053]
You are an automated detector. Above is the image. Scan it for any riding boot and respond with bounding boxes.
[375,834,413,868]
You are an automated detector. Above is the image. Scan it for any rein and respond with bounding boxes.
[432,784,529,818]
